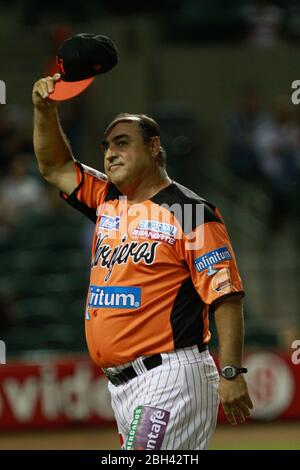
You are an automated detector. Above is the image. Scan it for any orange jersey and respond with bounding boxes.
[62,162,244,368]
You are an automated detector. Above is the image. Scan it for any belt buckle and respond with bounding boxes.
[103,367,123,386]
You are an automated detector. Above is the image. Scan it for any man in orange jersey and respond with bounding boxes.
[32,73,253,450]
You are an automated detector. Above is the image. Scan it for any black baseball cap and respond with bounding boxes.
[50,33,118,101]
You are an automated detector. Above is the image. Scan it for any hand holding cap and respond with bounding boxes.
[49,33,118,101]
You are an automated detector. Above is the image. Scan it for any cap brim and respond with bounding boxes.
[49,76,95,101]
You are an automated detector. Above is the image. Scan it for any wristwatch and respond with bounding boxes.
[220,365,248,380]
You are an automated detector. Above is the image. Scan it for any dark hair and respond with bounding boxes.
[104,113,167,168]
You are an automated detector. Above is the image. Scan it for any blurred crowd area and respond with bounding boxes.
[0,102,93,356]
[4,0,300,47]
[1,0,300,358]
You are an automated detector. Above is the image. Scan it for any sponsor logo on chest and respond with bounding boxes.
[138,219,177,236]
[131,219,177,245]
[88,285,141,309]
[99,214,120,231]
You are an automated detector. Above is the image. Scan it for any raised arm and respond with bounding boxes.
[32,73,77,195]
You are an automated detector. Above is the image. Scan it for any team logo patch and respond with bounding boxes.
[99,215,120,231]
[194,246,232,275]
[212,268,232,293]
[88,285,141,309]
[126,406,170,450]
[138,219,177,237]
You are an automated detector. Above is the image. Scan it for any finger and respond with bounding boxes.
[240,402,252,417]
[44,77,56,95]
[231,407,245,424]
[231,399,253,423]
[35,79,49,99]
[245,395,254,409]
[49,73,61,94]
[225,412,236,425]
[222,404,237,426]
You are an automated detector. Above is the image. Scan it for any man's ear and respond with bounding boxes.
[150,136,160,158]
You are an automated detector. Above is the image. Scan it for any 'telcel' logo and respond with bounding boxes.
[0,80,6,104]
[99,214,120,231]
[0,340,6,364]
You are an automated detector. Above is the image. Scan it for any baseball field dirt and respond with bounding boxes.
[0,423,299,450]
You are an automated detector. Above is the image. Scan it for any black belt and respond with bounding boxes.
[104,344,208,386]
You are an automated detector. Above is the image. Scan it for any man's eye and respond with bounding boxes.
[118,141,127,147]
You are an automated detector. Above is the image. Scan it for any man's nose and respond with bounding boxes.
[105,148,118,162]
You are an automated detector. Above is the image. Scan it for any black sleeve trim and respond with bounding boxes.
[62,192,97,223]
[210,291,245,313]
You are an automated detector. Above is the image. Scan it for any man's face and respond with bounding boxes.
[103,121,154,190]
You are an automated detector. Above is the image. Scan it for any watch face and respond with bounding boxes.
[222,366,236,379]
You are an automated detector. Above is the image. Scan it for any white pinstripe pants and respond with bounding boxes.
[108,346,220,450]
